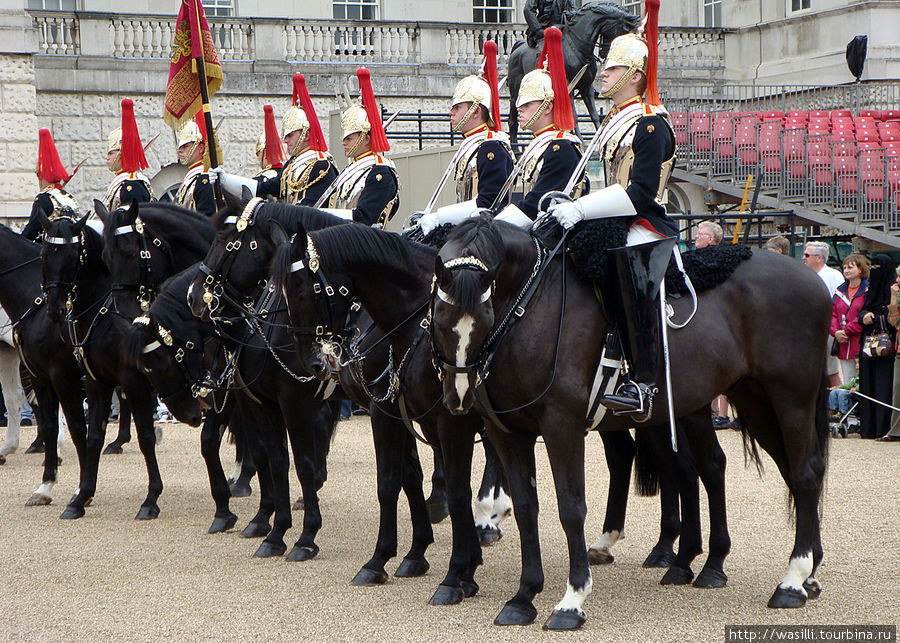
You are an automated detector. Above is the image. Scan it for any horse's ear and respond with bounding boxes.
[434,256,448,288]
[93,199,109,226]
[37,207,53,232]
[241,185,254,202]
[223,188,242,215]
[292,223,308,257]
[265,219,288,247]
[72,212,90,235]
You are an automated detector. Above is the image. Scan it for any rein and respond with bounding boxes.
[0,256,40,278]
[111,216,171,312]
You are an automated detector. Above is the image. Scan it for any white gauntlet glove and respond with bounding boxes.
[548,199,584,229]
[417,211,441,236]
[209,166,256,198]
[494,204,533,229]
[549,184,637,228]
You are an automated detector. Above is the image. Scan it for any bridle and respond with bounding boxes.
[110,214,170,313]
[133,315,213,404]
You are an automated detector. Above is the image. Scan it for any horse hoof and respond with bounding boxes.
[460,579,479,598]
[102,443,124,455]
[229,482,252,498]
[26,493,52,506]
[802,578,822,599]
[394,557,429,578]
[135,505,160,520]
[286,544,318,561]
[429,584,464,606]
[477,524,503,547]
[24,440,45,454]
[767,586,807,609]
[427,500,449,524]
[660,566,694,586]
[693,567,728,588]
[208,512,238,534]
[60,504,85,520]
[643,546,676,568]
[240,521,271,538]
[543,608,586,631]
[588,548,614,565]
[0,454,6,465]
[352,568,389,586]
[254,540,287,558]
[494,600,537,626]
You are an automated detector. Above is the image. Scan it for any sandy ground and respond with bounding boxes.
[0,418,897,642]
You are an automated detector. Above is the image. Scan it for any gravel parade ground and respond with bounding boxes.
[1,418,897,642]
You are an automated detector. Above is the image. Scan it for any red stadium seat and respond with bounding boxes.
[831,109,852,120]
[689,111,711,152]
[859,109,881,120]
[763,110,784,121]
[809,110,829,119]
[857,129,880,143]
[882,109,900,122]
[672,111,689,146]
[786,110,808,120]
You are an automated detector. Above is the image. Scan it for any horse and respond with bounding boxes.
[37,212,165,520]
[0,224,88,504]
[267,220,727,610]
[0,305,26,464]
[429,217,830,627]
[506,1,640,145]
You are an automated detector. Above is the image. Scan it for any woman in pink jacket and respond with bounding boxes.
[831,253,870,384]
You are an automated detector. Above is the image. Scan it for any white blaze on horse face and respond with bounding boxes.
[553,576,592,614]
[778,552,813,594]
[452,313,476,409]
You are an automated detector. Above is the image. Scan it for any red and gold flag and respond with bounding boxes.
[163,0,223,130]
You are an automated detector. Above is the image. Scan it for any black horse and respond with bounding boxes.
[429,218,830,626]
[38,212,170,520]
[268,221,727,612]
[507,1,639,145]
[0,224,89,507]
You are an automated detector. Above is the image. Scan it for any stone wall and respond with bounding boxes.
[0,53,38,223]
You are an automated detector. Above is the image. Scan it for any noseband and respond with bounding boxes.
[134,315,210,403]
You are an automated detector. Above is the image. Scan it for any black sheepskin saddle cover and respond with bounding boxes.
[566,219,754,295]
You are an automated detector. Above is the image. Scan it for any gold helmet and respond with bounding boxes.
[340,103,369,139]
[282,105,309,139]
[176,119,203,147]
[255,131,266,157]
[515,28,575,131]
[451,40,501,132]
[600,33,648,98]
[107,128,122,153]
[516,67,554,108]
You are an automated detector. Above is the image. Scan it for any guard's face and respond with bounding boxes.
[106,149,121,173]
[342,132,371,158]
[178,141,203,166]
[516,100,542,128]
[284,130,310,156]
[600,65,627,95]
[449,102,471,131]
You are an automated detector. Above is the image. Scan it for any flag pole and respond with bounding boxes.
[192,0,224,207]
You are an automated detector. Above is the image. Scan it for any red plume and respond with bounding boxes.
[194,110,208,144]
[291,73,301,107]
[482,40,501,132]
[263,104,286,166]
[543,27,574,131]
[294,74,328,153]
[644,0,660,106]
[356,68,390,153]
[120,98,148,173]
[37,128,69,184]
[537,33,550,70]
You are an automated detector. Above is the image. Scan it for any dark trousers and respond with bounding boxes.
[858,354,894,439]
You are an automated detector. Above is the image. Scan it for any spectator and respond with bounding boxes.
[857,254,896,439]
[882,264,900,441]
[765,235,790,254]
[830,253,869,385]
[804,241,844,386]
[694,221,723,249]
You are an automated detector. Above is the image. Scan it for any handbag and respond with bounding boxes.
[864,315,895,357]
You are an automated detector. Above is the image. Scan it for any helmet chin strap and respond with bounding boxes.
[287,125,310,157]
[346,131,367,159]
[108,149,122,174]
[523,98,551,131]
[452,102,480,133]
[180,140,201,166]
[601,67,637,99]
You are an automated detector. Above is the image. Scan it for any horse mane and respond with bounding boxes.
[104,202,215,255]
[51,218,109,277]
[439,217,505,313]
[210,197,347,235]
[310,224,435,281]
[0,223,39,253]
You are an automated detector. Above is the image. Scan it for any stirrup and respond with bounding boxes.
[600,381,655,422]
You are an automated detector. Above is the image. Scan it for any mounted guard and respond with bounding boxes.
[173,112,216,216]
[496,26,586,228]
[319,68,400,226]
[252,104,286,191]
[22,128,80,241]
[549,0,679,420]
[102,98,153,212]
[413,40,514,236]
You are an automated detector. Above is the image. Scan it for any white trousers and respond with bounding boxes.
[627,224,667,246]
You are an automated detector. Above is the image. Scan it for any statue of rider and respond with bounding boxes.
[524,0,573,48]
[549,0,678,421]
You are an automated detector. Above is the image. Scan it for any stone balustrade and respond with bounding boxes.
[28,11,726,70]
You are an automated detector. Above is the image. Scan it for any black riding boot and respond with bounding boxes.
[600,237,676,422]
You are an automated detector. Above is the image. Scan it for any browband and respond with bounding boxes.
[443,256,489,272]
[45,235,79,245]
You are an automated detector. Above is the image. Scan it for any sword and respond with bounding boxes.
[313,108,402,209]
[61,158,87,188]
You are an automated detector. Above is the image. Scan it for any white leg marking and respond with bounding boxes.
[553,576,593,614]
[589,529,623,555]
[473,493,493,529]
[491,488,512,527]
[778,552,813,593]
[229,459,243,484]
[33,481,55,499]
[452,314,475,410]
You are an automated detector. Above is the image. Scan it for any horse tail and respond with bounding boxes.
[269,239,293,295]
[813,369,830,518]
[123,321,150,370]
[633,429,660,497]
